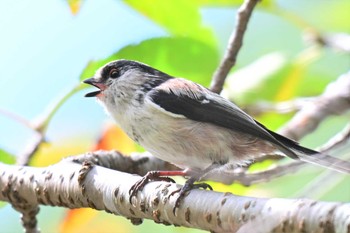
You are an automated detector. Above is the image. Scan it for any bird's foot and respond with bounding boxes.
[170,177,213,215]
[129,171,176,203]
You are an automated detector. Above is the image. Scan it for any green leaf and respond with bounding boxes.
[123,0,215,44]
[0,201,7,209]
[0,149,16,164]
[80,37,219,86]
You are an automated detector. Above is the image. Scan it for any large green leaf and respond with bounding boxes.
[123,0,215,45]
[0,149,15,164]
[80,37,219,86]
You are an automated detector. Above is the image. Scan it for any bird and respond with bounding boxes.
[83,59,350,212]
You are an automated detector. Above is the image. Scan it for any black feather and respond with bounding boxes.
[148,78,350,173]
[149,84,301,159]
[253,121,319,155]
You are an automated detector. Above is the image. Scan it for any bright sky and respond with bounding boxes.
[0,0,314,156]
[0,0,167,154]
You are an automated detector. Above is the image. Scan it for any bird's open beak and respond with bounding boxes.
[83,78,107,97]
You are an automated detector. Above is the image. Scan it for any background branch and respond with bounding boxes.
[204,160,306,186]
[279,70,350,140]
[305,31,350,53]
[242,98,312,117]
[209,0,259,94]
[15,84,85,166]
[319,123,350,153]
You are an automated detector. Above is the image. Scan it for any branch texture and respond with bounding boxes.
[1,152,349,233]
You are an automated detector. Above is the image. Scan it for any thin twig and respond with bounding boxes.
[204,160,306,186]
[0,108,33,130]
[16,134,45,166]
[319,123,350,153]
[16,83,84,166]
[210,0,259,94]
[33,83,84,133]
[242,98,312,117]
[305,31,350,53]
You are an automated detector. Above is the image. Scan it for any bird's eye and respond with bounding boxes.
[109,69,119,79]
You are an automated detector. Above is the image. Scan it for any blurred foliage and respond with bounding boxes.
[1,0,350,232]
[196,0,273,7]
[124,0,216,44]
[30,139,89,167]
[91,123,137,152]
[80,37,218,86]
[0,149,15,164]
[225,47,324,105]
[66,0,83,15]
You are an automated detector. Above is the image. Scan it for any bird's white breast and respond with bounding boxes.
[100,88,276,171]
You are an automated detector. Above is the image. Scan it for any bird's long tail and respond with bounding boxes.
[264,126,350,174]
[297,150,350,174]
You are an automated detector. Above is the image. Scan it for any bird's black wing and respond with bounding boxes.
[147,78,302,159]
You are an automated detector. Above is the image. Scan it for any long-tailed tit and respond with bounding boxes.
[84,59,350,211]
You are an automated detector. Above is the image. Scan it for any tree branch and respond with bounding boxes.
[319,123,350,153]
[1,153,349,233]
[305,31,350,53]
[68,150,179,176]
[66,151,308,187]
[16,83,84,166]
[242,98,312,117]
[11,204,39,233]
[279,70,350,140]
[210,0,259,94]
[204,160,306,186]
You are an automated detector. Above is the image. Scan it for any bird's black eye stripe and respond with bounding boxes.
[109,68,120,79]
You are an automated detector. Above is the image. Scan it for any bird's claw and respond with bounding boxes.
[170,180,213,215]
[129,176,148,203]
[129,171,176,203]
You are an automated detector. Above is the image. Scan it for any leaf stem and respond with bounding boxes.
[35,83,86,133]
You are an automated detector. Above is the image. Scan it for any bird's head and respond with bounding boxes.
[84,59,172,102]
